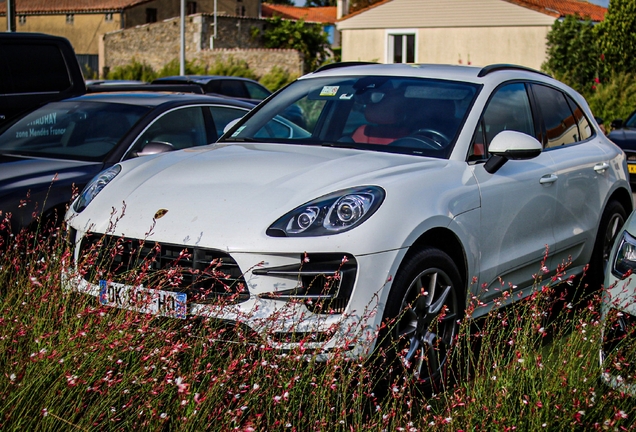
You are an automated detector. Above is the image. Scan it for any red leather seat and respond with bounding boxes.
[352,92,408,145]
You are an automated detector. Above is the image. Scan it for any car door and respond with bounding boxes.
[470,82,557,303]
[530,83,610,273]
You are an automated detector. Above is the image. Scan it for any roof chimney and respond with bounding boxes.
[337,0,349,19]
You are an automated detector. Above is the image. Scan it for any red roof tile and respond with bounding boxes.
[341,0,606,22]
[262,3,337,24]
[504,0,606,21]
[0,0,152,14]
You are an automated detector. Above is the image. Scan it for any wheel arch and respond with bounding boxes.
[403,227,469,291]
[606,186,633,216]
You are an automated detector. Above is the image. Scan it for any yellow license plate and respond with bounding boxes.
[629,164,636,174]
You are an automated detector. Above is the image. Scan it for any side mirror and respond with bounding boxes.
[134,141,174,157]
[223,118,242,135]
[611,119,624,130]
[484,130,542,174]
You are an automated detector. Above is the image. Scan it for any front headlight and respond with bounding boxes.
[73,164,121,213]
[267,186,385,237]
[613,231,636,278]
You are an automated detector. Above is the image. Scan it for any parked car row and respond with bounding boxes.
[2,31,635,394]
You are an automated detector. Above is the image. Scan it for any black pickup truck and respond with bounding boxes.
[0,33,86,126]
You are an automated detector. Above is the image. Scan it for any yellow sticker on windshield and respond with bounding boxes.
[320,86,339,96]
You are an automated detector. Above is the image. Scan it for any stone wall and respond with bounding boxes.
[101,13,304,78]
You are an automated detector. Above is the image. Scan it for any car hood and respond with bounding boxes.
[0,154,102,195]
[74,143,450,249]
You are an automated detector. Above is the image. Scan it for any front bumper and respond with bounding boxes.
[599,271,636,395]
[64,228,402,357]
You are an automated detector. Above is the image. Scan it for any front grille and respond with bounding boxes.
[78,233,249,304]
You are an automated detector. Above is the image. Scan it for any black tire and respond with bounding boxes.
[588,200,626,290]
[376,247,464,394]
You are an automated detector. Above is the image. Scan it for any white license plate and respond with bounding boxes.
[99,280,187,319]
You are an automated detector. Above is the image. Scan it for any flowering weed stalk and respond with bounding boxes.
[0,220,635,430]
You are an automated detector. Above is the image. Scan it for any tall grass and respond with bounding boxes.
[0,220,635,430]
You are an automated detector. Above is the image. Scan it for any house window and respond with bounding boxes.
[146,8,157,23]
[66,14,74,25]
[387,32,416,64]
[235,5,246,16]
[187,2,197,15]
[18,15,26,25]
[105,13,113,22]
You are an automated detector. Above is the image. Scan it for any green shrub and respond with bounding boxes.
[206,57,258,79]
[156,59,209,77]
[106,58,157,82]
[259,66,297,92]
[585,72,636,126]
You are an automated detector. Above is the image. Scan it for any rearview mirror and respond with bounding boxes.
[223,118,241,135]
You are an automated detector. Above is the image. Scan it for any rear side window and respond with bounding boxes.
[532,84,585,148]
[245,82,271,100]
[0,43,71,94]
[565,95,592,141]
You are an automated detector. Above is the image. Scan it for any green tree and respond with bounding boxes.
[595,0,636,76]
[305,0,335,6]
[541,15,600,94]
[260,16,330,72]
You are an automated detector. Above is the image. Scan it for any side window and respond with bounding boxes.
[244,82,271,101]
[132,107,207,154]
[208,106,247,137]
[470,83,535,160]
[532,84,579,148]
[565,95,593,141]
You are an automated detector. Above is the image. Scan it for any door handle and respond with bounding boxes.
[540,174,558,185]
[594,162,609,173]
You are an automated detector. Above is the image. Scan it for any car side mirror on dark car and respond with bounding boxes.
[484,130,542,174]
[134,141,175,157]
[611,119,624,130]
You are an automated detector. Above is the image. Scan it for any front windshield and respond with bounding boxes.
[0,101,151,161]
[626,111,636,128]
[222,75,479,158]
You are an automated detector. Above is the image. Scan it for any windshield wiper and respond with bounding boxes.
[221,137,257,143]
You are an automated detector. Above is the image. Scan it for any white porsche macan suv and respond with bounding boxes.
[65,63,632,389]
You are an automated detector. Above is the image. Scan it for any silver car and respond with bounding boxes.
[65,63,631,392]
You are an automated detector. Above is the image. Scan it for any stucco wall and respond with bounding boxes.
[102,14,303,78]
[8,13,121,55]
[341,26,551,70]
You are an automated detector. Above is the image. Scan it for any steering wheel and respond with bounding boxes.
[389,128,450,150]
[411,128,450,147]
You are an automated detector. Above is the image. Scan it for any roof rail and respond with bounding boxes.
[478,64,551,78]
[313,61,378,73]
